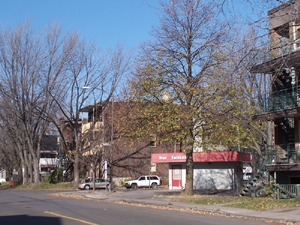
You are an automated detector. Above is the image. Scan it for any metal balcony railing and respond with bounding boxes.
[274,184,300,199]
[265,86,300,113]
[82,121,103,133]
[251,44,293,66]
[266,144,299,164]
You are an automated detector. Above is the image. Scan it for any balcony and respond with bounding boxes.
[250,45,300,74]
[39,158,59,167]
[266,144,299,165]
[251,44,293,66]
[82,121,103,134]
[265,86,300,113]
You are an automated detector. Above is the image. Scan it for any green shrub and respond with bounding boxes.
[79,168,87,179]
[43,174,52,184]
[44,168,63,184]
[262,179,275,197]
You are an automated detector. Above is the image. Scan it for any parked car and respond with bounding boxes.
[124,175,161,189]
[0,178,6,183]
[78,178,110,190]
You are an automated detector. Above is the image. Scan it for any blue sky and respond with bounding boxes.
[0,0,161,49]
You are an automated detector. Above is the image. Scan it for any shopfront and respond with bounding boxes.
[151,151,251,190]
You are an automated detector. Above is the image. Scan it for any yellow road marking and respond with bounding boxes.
[44,211,99,225]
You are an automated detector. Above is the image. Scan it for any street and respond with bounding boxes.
[0,189,274,225]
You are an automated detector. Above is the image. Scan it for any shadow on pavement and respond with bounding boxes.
[0,215,61,225]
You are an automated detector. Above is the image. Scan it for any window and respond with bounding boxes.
[41,168,49,172]
[149,135,156,147]
[139,176,146,181]
[296,28,300,48]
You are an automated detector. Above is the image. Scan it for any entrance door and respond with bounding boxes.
[172,165,182,188]
[290,176,300,184]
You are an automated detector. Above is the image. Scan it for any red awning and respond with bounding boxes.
[151,151,251,163]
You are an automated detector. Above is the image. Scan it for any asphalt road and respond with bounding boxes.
[0,189,272,225]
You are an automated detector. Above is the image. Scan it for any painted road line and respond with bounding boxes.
[44,211,99,225]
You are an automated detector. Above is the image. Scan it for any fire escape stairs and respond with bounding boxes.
[240,156,268,196]
[281,118,295,149]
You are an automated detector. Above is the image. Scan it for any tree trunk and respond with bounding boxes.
[92,167,95,192]
[109,164,113,192]
[33,157,40,184]
[24,149,33,183]
[21,161,28,185]
[73,151,80,187]
[27,154,34,183]
[185,151,194,195]
[185,133,194,195]
[18,149,28,185]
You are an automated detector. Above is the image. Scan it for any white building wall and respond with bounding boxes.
[0,169,6,179]
[193,162,235,189]
[39,158,59,171]
[168,162,240,190]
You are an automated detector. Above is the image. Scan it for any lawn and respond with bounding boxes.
[14,182,75,190]
[156,194,300,211]
[187,197,253,205]
[0,182,9,189]
[226,198,300,211]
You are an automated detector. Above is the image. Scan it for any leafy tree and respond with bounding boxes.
[130,0,257,195]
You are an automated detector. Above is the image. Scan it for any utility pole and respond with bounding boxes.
[109,96,114,192]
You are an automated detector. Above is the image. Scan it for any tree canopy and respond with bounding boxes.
[128,0,260,195]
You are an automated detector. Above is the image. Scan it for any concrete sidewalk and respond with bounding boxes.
[60,188,300,224]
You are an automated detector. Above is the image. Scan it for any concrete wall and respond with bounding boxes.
[168,162,242,190]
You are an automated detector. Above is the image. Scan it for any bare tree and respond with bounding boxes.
[0,22,82,184]
[49,42,131,187]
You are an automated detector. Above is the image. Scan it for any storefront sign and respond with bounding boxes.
[151,151,251,163]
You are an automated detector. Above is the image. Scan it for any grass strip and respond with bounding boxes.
[14,182,75,190]
[0,182,9,189]
[226,198,300,211]
[187,197,253,205]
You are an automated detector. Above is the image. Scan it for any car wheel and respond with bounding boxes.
[131,183,137,189]
[151,183,158,189]
[84,185,90,190]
